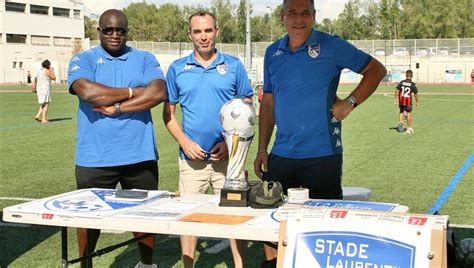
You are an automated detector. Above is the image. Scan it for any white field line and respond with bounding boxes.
[0,197,36,201]
[450,224,474,229]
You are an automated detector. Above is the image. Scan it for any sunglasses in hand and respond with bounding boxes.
[98,27,128,36]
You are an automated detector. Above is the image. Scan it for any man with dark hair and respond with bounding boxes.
[253,0,386,264]
[67,9,166,268]
[395,70,419,133]
[163,11,252,268]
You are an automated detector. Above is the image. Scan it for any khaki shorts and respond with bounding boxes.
[178,159,228,195]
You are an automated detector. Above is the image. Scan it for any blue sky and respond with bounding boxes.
[83,0,349,22]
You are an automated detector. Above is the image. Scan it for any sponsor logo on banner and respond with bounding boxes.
[330,210,348,219]
[408,216,428,226]
[42,213,54,220]
[304,200,398,212]
[308,44,320,58]
[292,231,416,268]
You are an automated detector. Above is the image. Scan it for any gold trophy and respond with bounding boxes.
[219,98,256,207]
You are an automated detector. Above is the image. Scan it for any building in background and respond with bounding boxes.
[0,0,84,84]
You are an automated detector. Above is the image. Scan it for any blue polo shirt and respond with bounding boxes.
[67,45,165,167]
[166,50,253,160]
[264,29,371,159]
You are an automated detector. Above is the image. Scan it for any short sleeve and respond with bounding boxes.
[143,52,165,85]
[332,37,371,74]
[263,47,273,94]
[67,52,95,94]
[165,63,179,104]
[235,60,253,97]
[396,82,402,90]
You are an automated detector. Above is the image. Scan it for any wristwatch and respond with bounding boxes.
[345,95,358,108]
[113,102,121,115]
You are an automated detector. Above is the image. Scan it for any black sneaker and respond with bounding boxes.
[398,123,404,133]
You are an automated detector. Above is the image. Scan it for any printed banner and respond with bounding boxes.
[279,207,448,268]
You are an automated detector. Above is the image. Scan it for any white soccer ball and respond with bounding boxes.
[220,98,256,136]
[456,238,474,266]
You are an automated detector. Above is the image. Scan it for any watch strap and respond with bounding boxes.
[346,95,358,108]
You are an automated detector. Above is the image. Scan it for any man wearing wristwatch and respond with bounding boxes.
[67,9,166,268]
[253,0,387,264]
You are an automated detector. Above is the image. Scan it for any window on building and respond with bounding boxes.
[30,4,49,15]
[19,62,23,69]
[54,37,71,47]
[74,9,81,19]
[5,2,26,12]
[7,34,27,44]
[13,62,17,69]
[31,35,50,46]
[53,7,70,17]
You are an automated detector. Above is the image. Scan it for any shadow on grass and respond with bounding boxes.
[48,117,72,123]
[0,212,59,267]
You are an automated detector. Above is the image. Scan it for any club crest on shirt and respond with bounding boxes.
[308,44,320,58]
[96,58,105,64]
[217,63,228,75]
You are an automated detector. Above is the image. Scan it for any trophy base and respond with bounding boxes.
[219,187,249,207]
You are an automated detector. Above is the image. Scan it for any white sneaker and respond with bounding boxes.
[135,261,157,268]
[405,127,414,133]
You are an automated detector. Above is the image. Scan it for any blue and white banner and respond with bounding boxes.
[304,200,398,212]
[281,209,447,268]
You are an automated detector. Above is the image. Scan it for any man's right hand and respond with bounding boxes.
[181,138,205,160]
[253,151,268,179]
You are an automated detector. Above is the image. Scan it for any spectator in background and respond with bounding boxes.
[253,0,386,265]
[27,71,32,84]
[34,60,56,124]
[395,69,419,133]
[163,11,253,268]
[67,9,167,268]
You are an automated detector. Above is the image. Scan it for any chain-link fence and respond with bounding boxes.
[3,38,473,84]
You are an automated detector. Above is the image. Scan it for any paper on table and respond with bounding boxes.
[113,199,206,220]
[104,190,168,203]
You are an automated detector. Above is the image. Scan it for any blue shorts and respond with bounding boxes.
[75,161,159,190]
[264,154,342,199]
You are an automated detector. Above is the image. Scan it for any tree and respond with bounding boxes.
[235,0,247,43]
[155,4,186,42]
[84,16,98,40]
[211,0,237,43]
[123,3,160,41]
[335,0,365,39]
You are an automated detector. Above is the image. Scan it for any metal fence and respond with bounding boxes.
[90,38,474,58]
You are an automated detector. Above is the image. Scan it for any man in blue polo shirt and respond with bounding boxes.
[67,9,166,268]
[253,0,386,264]
[163,11,253,268]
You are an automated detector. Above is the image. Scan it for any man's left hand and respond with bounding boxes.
[93,105,116,116]
[331,97,354,121]
[210,141,228,162]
